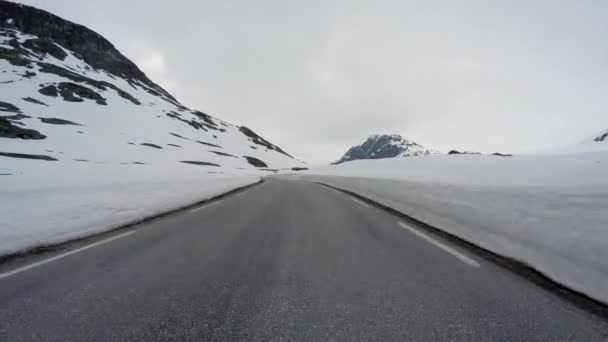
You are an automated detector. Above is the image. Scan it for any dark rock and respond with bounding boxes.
[166,112,207,131]
[133,162,146,165]
[239,126,292,158]
[54,82,107,105]
[127,142,135,145]
[448,150,481,155]
[492,153,513,157]
[73,159,89,162]
[0,43,33,68]
[0,117,46,139]
[169,132,189,140]
[243,156,268,168]
[197,140,220,148]
[18,70,36,78]
[38,84,58,97]
[140,143,163,149]
[209,150,237,158]
[37,64,139,105]
[291,167,309,171]
[167,144,181,147]
[22,97,48,106]
[22,37,67,60]
[1,113,31,121]
[191,110,217,127]
[76,131,83,133]
[39,117,82,125]
[180,161,220,167]
[594,132,608,142]
[0,151,56,161]
[0,101,20,113]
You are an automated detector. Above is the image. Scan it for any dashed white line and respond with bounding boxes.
[397,221,480,268]
[0,231,137,280]
[350,197,370,208]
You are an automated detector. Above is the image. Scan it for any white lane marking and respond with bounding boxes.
[350,197,370,208]
[0,231,137,280]
[189,201,218,213]
[397,221,480,268]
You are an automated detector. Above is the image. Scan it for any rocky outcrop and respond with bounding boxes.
[0,1,175,103]
[243,156,268,168]
[335,134,437,164]
[594,130,608,142]
[239,126,291,157]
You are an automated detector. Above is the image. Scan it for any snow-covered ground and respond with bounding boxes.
[288,152,608,304]
[1,18,301,257]
[0,160,262,257]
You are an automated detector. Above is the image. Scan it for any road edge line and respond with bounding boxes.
[0,231,136,280]
[398,221,480,268]
[311,180,608,320]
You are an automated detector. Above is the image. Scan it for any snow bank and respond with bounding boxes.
[0,160,261,257]
[290,152,608,304]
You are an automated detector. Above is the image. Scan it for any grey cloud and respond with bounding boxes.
[16,0,608,164]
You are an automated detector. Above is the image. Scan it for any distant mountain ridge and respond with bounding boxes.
[335,134,438,164]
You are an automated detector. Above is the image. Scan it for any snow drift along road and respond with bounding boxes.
[289,152,608,304]
[0,162,261,257]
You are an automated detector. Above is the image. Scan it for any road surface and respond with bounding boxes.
[1,178,607,341]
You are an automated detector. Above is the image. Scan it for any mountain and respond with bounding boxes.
[593,129,608,143]
[335,134,438,164]
[0,0,301,174]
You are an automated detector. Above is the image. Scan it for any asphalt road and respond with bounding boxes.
[1,178,607,341]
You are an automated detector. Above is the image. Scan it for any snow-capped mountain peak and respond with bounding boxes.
[334,134,438,164]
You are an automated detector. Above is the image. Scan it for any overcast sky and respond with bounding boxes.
[16,0,608,164]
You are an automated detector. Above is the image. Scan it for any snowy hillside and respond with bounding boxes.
[538,128,608,155]
[565,128,608,154]
[0,1,303,256]
[0,1,301,173]
[335,134,438,164]
[289,152,608,304]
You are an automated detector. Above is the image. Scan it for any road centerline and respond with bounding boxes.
[0,231,137,280]
[397,221,480,268]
